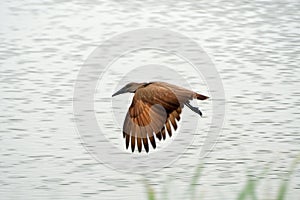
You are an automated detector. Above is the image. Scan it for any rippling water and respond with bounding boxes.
[1,0,299,199]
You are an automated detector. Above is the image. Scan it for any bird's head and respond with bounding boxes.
[112,82,145,97]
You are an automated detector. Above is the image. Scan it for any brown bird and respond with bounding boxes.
[112,82,209,153]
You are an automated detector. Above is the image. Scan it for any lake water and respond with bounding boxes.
[1,0,299,199]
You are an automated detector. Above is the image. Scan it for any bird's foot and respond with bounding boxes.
[185,102,203,117]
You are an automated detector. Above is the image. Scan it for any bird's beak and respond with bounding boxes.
[112,88,126,97]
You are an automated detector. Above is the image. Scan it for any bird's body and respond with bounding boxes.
[112,82,209,153]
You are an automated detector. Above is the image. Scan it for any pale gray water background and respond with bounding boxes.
[1,0,300,199]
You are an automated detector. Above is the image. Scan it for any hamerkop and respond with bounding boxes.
[112,82,209,153]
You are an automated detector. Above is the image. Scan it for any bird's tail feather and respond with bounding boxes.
[194,93,209,100]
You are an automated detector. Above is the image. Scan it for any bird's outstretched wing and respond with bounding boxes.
[122,82,196,153]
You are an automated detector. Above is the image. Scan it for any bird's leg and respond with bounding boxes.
[185,102,202,117]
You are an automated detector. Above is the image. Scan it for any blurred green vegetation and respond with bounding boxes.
[144,154,300,200]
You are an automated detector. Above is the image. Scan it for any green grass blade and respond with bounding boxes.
[237,178,257,200]
[143,179,156,200]
[277,180,288,200]
[188,164,203,200]
[162,176,172,200]
[146,185,156,200]
[276,154,300,200]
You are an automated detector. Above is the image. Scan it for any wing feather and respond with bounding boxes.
[165,120,172,137]
[161,126,166,140]
[131,135,135,152]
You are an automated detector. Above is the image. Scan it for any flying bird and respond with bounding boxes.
[112,82,209,153]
